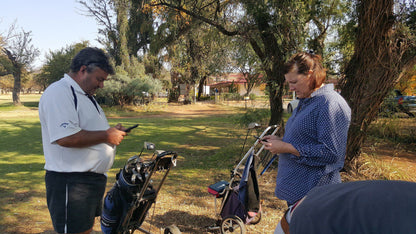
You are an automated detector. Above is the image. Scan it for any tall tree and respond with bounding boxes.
[149,3,233,102]
[1,23,39,105]
[128,0,154,55]
[339,0,416,168]
[78,0,121,64]
[115,0,131,67]
[164,26,205,103]
[149,0,311,125]
[78,0,155,65]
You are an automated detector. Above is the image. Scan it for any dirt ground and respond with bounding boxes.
[123,102,416,232]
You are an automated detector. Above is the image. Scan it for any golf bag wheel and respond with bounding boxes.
[221,216,246,234]
[164,225,181,234]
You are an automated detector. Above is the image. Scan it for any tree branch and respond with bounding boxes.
[150,1,241,36]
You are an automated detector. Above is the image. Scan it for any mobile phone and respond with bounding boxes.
[124,124,139,132]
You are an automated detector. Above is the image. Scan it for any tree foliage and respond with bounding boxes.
[396,66,416,94]
[0,74,13,93]
[166,23,234,101]
[78,0,155,65]
[148,0,313,124]
[306,0,353,76]
[37,42,89,89]
[78,0,121,64]
[0,53,13,76]
[231,37,264,96]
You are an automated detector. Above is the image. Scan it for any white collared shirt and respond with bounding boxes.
[39,74,115,174]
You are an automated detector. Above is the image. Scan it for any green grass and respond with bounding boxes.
[0,94,267,232]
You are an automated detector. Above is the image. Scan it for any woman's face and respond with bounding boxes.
[285,66,313,99]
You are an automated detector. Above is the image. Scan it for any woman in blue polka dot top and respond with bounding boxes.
[261,52,351,209]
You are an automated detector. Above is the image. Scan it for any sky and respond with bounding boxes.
[0,0,102,69]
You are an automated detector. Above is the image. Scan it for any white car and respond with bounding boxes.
[287,98,299,113]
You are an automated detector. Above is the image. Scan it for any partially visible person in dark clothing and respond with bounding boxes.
[284,180,416,234]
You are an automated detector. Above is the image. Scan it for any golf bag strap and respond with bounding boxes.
[280,199,303,234]
[280,208,290,234]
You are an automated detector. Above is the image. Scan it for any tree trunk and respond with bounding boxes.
[268,87,284,125]
[266,64,285,126]
[248,16,286,127]
[13,70,21,105]
[197,76,207,101]
[340,0,414,169]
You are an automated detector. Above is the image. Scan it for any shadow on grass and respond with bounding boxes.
[0,120,43,154]
[0,100,40,108]
[0,111,268,232]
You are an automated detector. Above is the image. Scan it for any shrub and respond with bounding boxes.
[223,93,241,101]
[96,62,163,106]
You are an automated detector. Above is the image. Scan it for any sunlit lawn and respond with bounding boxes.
[1,94,279,233]
[2,93,414,233]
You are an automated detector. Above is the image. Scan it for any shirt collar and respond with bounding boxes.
[63,74,85,94]
[298,83,335,107]
[311,83,334,97]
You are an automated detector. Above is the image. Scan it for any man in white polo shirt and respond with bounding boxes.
[39,47,127,234]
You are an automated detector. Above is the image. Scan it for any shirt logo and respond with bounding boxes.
[60,123,69,128]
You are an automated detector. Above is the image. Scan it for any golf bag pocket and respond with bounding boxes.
[220,190,246,221]
[208,180,229,197]
[101,183,132,234]
[101,185,123,234]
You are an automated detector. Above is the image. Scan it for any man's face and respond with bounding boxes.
[285,67,313,99]
[79,66,109,96]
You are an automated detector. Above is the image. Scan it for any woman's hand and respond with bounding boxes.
[261,135,300,156]
[261,136,283,154]
[261,135,280,142]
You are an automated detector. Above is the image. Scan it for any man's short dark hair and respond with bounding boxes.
[70,47,115,75]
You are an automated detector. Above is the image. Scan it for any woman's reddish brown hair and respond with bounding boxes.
[284,52,327,89]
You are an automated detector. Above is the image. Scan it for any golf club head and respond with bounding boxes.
[124,155,139,173]
[248,122,261,130]
[144,142,155,150]
[126,155,139,165]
